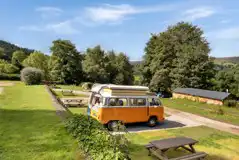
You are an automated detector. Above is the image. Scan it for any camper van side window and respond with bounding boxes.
[130,98,146,106]
[108,98,128,106]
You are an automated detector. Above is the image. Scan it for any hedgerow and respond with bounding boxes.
[0,73,20,80]
[65,114,130,160]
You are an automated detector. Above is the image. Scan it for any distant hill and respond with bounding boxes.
[214,56,239,64]
[0,40,34,61]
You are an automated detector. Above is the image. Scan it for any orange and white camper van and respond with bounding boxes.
[87,84,164,130]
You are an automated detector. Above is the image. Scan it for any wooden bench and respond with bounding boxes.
[170,152,207,160]
[145,137,207,160]
[61,99,83,107]
[62,90,74,96]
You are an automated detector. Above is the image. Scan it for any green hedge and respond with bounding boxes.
[224,100,237,107]
[65,114,130,160]
[0,73,20,80]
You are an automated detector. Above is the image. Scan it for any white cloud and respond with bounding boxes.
[19,21,79,35]
[36,6,63,13]
[220,19,230,24]
[182,7,215,21]
[209,27,239,40]
[36,6,63,18]
[84,4,174,24]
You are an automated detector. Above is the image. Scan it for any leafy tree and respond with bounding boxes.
[0,59,19,73]
[82,45,109,83]
[214,65,239,97]
[11,50,27,69]
[23,51,49,79]
[149,69,171,93]
[112,53,133,85]
[105,51,133,85]
[49,39,83,84]
[141,22,214,93]
[0,47,4,59]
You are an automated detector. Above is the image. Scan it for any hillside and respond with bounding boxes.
[214,56,239,64]
[0,40,34,61]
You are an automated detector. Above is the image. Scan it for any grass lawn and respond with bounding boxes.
[161,98,239,126]
[0,81,82,160]
[57,85,84,91]
[53,90,88,98]
[68,107,87,115]
[128,126,239,160]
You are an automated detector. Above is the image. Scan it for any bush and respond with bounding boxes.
[81,82,93,90]
[224,100,237,107]
[0,73,20,80]
[21,67,44,85]
[65,114,129,160]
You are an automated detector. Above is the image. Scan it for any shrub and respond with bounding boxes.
[224,100,237,107]
[81,82,93,90]
[65,114,129,160]
[21,67,44,85]
[0,73,20,80]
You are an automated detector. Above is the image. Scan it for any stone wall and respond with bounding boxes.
[172,93,223,105]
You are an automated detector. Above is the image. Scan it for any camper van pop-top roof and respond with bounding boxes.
[91,84,151,97]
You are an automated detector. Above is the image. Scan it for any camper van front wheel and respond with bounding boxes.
[108,121,119,131]
[148,117,157,127]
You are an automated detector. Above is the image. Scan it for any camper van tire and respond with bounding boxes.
[108,120,125,131]
[108,121,119,131]
[148,117,157,127]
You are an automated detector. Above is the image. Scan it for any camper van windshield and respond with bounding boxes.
[148,97,161,106]
[92,95,103,106]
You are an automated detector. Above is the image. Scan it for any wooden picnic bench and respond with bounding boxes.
[62,90,74,96]
[145,137,207,160]
[61,98,83,107]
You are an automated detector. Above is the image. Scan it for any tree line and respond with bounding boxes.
[0,40,133,85]
[0,21,238,98]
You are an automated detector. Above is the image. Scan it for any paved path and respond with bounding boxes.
[46,86,72,120]
[0,82,14,87]
[165,107,239,135]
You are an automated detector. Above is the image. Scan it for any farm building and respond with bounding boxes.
[173,88,231,105]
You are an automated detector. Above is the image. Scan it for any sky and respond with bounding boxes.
[0,0,239,60]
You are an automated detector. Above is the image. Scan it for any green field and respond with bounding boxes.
[161,98,239,126]
[0,82,82,160]
[53,90,88,98]
[1,81,239,160]
[57,85,84,91]
[68,107,87,115]
[128,126,239,160]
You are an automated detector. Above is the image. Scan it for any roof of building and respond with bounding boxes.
[173,88,230,100]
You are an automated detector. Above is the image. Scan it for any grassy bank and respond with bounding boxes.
[57,85,83,91]
[53,90,88,98]
[128,126,239,160]
[68,107,87,115]
[0,81,81,160]
[161,98,239,125]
